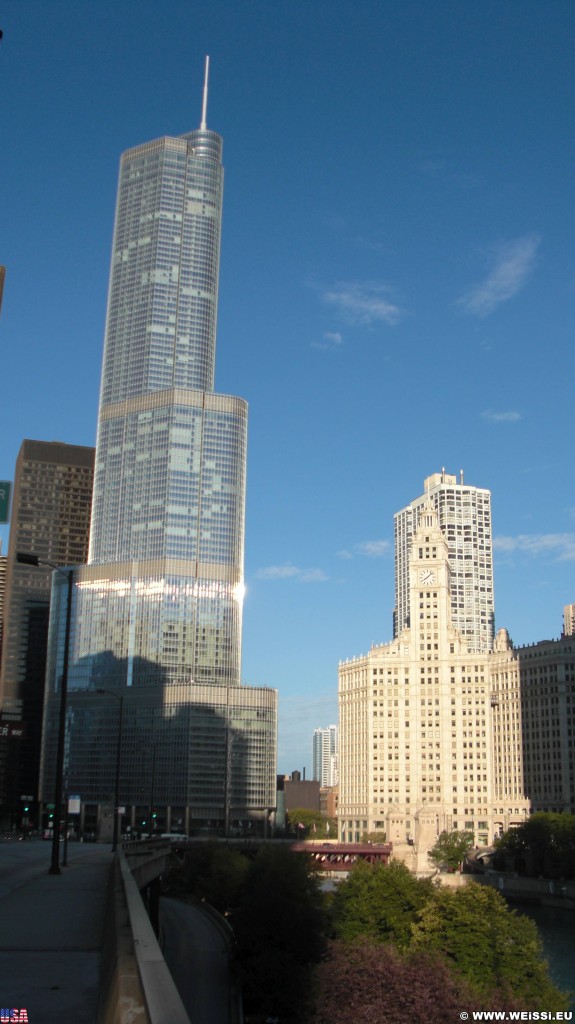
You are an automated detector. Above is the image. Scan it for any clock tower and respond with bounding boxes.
[405,503,458,869]
[338,498,497,867]
[408,501,453,645]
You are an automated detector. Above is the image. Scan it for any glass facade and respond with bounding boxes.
[40,82,277,834]
[98,129,223,410]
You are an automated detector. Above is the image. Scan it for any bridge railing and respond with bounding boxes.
[98,844,191,1024]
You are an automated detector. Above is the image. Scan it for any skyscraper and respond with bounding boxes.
[339,502,510,870]
[40,61,277,838]
[339,480,574,869]
[0,440,94,822]
[394,470,494,653]
[312,725,338,787]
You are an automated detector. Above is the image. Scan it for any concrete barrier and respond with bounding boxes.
[477,871,575,908]
[98,848,191,1024]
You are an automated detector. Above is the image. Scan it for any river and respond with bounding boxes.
[511,902,574,1010]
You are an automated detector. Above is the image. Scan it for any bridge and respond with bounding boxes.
[0,836,392,1023]
[291,840,392,869]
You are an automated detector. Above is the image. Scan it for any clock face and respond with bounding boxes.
[419,569,436,585]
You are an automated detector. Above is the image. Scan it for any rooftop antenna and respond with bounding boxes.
[200,55,210,129]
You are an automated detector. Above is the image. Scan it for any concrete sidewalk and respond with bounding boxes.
[0,843,113,1024]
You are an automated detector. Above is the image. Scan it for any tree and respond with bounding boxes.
[331,860,434,949]
[428,829,474,872]
[286,807,335,838]
[493,813,575,879]
[310,938,478,1024]
[410,881,569,1010]
[163,842,248,913]
[233,843,327,1022]
[361,831,387,843]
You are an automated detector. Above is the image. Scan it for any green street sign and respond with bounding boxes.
[0,481,11,524]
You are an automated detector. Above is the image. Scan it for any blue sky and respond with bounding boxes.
[1,1,573,774]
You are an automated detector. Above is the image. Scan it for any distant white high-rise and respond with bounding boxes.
[394,470,494,653]
[312,725,338,787]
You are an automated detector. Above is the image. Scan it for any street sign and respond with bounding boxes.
[0,481,11,523]
[0,721,26,739]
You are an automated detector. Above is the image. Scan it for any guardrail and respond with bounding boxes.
[98,844,191,1024]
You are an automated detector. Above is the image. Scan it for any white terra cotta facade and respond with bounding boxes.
[338,503,529,874]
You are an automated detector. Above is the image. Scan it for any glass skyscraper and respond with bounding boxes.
[40,62,277,837]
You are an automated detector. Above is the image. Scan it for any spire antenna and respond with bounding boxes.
[200,55,210,129]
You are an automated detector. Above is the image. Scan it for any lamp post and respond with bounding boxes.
[96,688,124,852]
[17,552,73,876]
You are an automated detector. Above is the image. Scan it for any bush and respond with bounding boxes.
[331,859,434,949]
[410,881,569,1010]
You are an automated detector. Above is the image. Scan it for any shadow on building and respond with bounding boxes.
[40,650,275,840]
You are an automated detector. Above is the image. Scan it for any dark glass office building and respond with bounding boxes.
[0,440,94,824]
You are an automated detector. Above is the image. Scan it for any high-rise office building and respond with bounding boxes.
[0,441,94,822]
[40,62,277,837]
[394,470,494,653]
[312,725,338,787]
[490,628,575,816]
[564,604,575,637]
[339,502,519,871]
[0,554,7,669]
[339,487,574,869]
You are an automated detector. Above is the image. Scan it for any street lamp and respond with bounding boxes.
[17,552,73,876]
[96,688,124,852]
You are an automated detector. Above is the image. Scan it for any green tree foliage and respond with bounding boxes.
[428,829,474,872]
[330,859,569,1010]
[163,842,248,913]
[286,807,336,838]
[493,813,575,879]
[331,860,434,949]
[361,831,387,843]
[232,844,327,1023]
[410,881,569,1010]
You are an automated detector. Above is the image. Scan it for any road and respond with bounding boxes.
[160,896,241,1024]
[0,835,107,897]
[0,837,112,1024]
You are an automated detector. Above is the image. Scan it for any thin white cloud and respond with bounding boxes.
[312,331,343,351]
[356,540,390,557]
[481,409,522,423]
[255,564,301,580]
[255,563,329,582]
[494,533,575,561]
[419,156,480,191]
[323,281,402,326]
[337,540,390,559]
[299,568,329,583]
[457,234,540,317]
